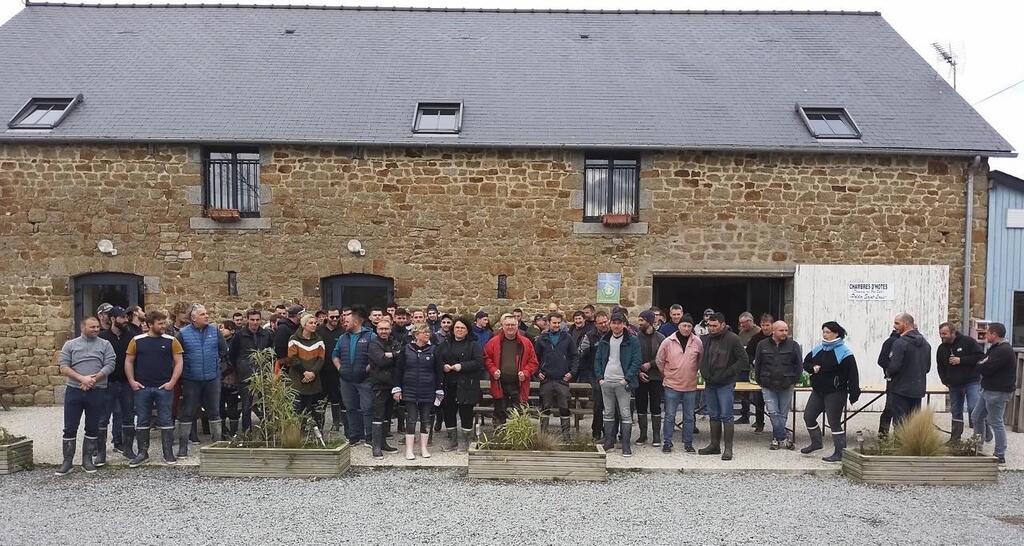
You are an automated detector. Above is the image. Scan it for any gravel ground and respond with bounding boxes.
[1,467,1023,544]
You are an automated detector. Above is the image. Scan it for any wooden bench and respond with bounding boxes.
[474,381,594,430]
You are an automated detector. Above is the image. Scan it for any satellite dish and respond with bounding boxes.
[97,239,114,253]
[346,239,362,253]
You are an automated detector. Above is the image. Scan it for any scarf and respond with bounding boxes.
[810,337,853,363]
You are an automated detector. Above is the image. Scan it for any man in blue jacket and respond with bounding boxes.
[175,304,228,457]
[593,311,641,457]
[332,305,376,446]
[535,312,580,441]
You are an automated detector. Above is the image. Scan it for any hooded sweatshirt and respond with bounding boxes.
[884,329,932,398]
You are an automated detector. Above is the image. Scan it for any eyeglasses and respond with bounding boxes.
[328,316,340,320]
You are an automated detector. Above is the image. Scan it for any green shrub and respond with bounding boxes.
[477,407,595,452]
[892,408,946,457]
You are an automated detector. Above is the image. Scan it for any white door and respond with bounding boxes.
[792,264,949,412]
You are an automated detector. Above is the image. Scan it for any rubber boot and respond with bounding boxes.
[458,428,473,452]
[129,430,150,468]
[330,404,343,432]
[190,418,201,444]
[371,422,384,459]
[381,422,398,453]
[621,422,633,457]
[721,423,735,461]
[81,437,98,473]
[209,420,223,445]
[947,420,964,445]
[651,415,663,447]
[176,421,192,458]
[420,433,432,458]
[432,412,443,433]
[602,420,616,452]
[822,432,846,462]
[636,414,649,445]
[405,435,416,460]
[161,428,177,464]
[55,438,76,476]
[443,429,458,452]
[121,426,137,460]
[698,421,722,455]
[228,419,239,438]
[801,425,824,454]
[735,400,751,424]
[560,417,572,443]
[93,428,108,467]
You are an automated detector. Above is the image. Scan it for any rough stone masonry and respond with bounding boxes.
[0,143,987,405]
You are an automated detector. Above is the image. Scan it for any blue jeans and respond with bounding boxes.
[339,379,373,441]
[179,378,222,423]
[972,390,1011,457]
[135,387,174,430]
[101,380,135,444]
[63,386,105,440]
[761,387,794,441]
[663,387,697,447]
[704,383,736,424]
[948,382,981,424]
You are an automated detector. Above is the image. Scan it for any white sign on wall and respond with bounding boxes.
[848,282,894,301]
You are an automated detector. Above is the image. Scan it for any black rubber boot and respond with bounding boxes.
[458,428,473,452]
[432,412,443,433]
[81,437,97,473]
[698,421,722,455]
[161,428,177,464]
[602,420,616,452]
[721,423,735,461]
[443,429,458,452]
[371,422,384,460]
[176,421,191,458]
[121,426,137,460]
[621,422,633,457]
[129,430,150,468]
[381,422,398,453]
[190,418,201,443]
[651,415,662,447]
[539,416,550,436]
[801,425,824,454]
[209,420,223,445]
[822,432,846,462]
[947,420,964,445]
[54,438,76,476]
[93,428,107,467]
[560,417,572,443]
[330,404,343,432]
[636,414,649,445]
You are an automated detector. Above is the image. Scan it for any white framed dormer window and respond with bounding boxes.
[413,102,462,134]
[797,105,861,139]
[8,95,83,129]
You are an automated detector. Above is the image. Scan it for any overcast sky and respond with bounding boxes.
[2,0,1021,176]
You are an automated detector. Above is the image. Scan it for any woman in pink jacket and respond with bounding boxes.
[656,314,704,454]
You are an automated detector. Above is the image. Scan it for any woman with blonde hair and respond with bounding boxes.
[393,323,444,460]
[288,313,326,430]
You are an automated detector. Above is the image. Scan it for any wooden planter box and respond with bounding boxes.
[842,448,999,485]
[206,208,241,223]
[199,441,350,478]
[468,443,606,481]
[0,439,33,475]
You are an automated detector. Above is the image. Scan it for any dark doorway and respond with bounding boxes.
[321,274,394,311]
[653,276,786,329]
[73,273,145,334]
[1012,291,1024,347]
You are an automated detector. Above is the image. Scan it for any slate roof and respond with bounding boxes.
[0,3,1014,157]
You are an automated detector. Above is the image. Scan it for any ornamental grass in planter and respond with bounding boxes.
[0,426,33,475]
[200,348,350,478]
[469,407,606,481]
[842,408,999,485]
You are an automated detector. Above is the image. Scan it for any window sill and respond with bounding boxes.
[190,217,271,231]
[572,222,648,235]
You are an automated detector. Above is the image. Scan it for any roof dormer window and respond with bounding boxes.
[8,95,82,129]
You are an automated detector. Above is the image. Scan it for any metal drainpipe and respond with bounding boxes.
[962,155,982,332]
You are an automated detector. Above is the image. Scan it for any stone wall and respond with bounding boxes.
[0,143,986,405]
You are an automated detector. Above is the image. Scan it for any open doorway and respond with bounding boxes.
[321,274,394,311]
[73,273,145,334]
[653,276,786,329]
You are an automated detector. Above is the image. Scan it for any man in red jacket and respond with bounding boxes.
[484,313,539,424]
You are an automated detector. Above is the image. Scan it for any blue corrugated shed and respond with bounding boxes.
[985,170,1024,345]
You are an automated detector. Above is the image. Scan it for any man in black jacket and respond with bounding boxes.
[971,323,1017,464]
[937,322,984,443]
[883,313,932,425]
[697,313,749,461]
[274,304,303,370]
[535,313,580,441]
[753,321,802,450]
[578,311,611,440]
[875,329,900,436]
[317,308,346,433]
[228,309,274,432]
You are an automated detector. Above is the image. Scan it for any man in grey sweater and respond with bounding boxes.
[55,316,116,476]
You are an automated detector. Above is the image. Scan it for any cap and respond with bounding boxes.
[286,304,305,316]
[107,306,127,318]
[639,310,656,325]
[610,311,627,323]
[703,308,715,315]
[475,310,488,320]
[426,303,438,312]
[96,302,113,315]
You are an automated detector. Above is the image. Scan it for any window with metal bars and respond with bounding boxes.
[202,148,261,217]
[583,156,640,222]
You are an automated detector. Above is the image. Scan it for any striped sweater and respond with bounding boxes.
[287,331,325,395]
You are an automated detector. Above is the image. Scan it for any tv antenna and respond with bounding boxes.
[932,42,958,90]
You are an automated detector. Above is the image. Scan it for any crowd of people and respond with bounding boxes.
[53,298,1017,475]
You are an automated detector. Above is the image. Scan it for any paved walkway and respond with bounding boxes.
[3,406,1021,472]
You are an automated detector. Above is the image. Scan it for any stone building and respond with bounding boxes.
[0,4,1014,404]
